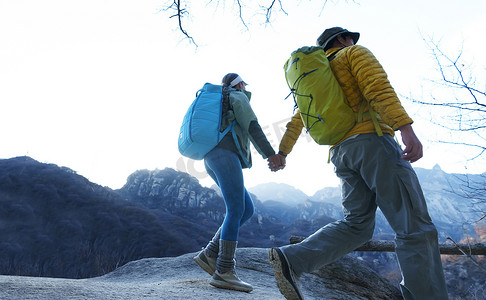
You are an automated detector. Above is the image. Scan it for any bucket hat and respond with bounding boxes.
[316,27,360,50]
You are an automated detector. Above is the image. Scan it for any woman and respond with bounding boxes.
[193,73,280,292]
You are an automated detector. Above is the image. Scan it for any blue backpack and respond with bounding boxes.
[178,83,236,160]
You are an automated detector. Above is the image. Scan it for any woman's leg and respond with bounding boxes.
[204,148,247,242]
[204,148,253,292]
[240,189,254,226]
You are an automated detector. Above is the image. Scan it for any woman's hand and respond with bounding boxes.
[267,154,286,172]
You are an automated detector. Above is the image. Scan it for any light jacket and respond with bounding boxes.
[279,45,413,154]
[219,88,271,168]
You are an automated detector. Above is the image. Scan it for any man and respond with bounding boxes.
[268,27,448,300]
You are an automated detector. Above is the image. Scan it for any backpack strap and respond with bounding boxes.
[357,101,383,137]
[327,48,344,61]
[220,120,235,137]
[230,124,251,168]
[367,105,383,137]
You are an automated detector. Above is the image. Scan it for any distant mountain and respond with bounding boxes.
[117,168,226,223]
[0,157,210,278]
[413,166,486,239]
[248,182,309,205]
[311,186,341,204]
[116,168,336,247]
[249,165,486,242]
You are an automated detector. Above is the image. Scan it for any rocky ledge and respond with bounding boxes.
[0,248,402,300]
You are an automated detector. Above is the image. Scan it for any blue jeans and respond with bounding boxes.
[281,134,448,300]
[204,147,254,241]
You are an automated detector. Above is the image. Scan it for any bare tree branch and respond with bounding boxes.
[436,141,486,160]
[160,0,296,46]
[449,173,486,203]
[407,36,486,221]
[261,0,288,23]
[160,1,363,46]
[163,0,198,46]
[446,237,486,273]
[407,36,485,152]
[430,44,486,101]
[235,0,249,30]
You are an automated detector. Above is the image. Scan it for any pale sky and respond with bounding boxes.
[1,0,485,196]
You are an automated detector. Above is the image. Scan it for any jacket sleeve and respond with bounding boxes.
[279,110,304,155]
[230,90,275,159]
[347,45,413,130]
[248,121,276,159]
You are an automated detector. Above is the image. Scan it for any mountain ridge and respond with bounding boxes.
[247,166,486,242]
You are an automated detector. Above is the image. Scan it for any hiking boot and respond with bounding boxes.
[210,269,253,293]
[193,250,216,276]
[268,247,304,300]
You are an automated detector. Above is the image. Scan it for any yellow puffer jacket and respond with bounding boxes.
[279,45,413,154]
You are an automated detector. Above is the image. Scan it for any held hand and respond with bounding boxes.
[276,154,286,170]
[267,155,280,172]
[267,154,286,172]
[399,124,423,163]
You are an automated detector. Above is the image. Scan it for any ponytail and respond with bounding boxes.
[221,73,239,113]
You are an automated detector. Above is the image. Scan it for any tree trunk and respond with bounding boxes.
[289,236,486,255]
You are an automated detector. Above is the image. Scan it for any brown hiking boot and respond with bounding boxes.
[268,247,304,300]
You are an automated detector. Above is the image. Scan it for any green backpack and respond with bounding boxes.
[284,46,382,145]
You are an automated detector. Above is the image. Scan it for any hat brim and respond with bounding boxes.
[348,32,360,44]
[230,75,248,87]
[320,30,360,49]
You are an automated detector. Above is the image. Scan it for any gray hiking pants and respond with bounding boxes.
[281,133,448,300]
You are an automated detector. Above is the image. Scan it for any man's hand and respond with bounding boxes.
[267,154,286,172]
[399,124,423,163]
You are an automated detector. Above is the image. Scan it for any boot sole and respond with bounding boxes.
[209,278,253,293]
[268,248,304,300]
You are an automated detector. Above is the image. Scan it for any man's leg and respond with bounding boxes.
[367,134,448,300]
[281,141,377,276]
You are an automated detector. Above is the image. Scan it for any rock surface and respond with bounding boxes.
[0,248,402,300]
